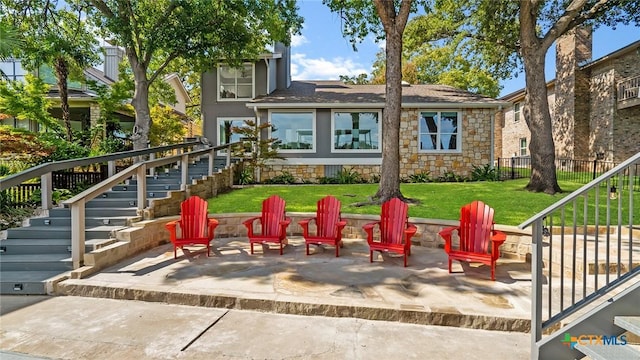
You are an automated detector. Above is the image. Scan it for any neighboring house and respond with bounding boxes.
[497,27,640,163]
[201,44,507,182]
[0,46,192,137]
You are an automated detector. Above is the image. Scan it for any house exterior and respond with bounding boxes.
[497,28,640,163]
[201,44,507,182]
[0,46,192,137]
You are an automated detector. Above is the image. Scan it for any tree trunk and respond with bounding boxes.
[53,57,73,141]
[128,53,151,150]
[520,9,562,194]
[374,5,405,202]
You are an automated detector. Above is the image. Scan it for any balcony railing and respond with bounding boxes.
[618,75,640,102]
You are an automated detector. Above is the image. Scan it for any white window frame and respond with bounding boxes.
[330,109,382,153]
[268,109,316,153]
[514,102,521,122]
[418,110,462,153]
[216,63,255,102]
[519,137,527,156]
[216,117,254,154]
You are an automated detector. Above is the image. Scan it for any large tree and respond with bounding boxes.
[325,0,421,202]
[1,0,99,141]
[87,0,302,150]
[456,0,638,194]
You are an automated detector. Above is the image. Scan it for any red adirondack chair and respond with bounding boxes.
[243,195,291,255]
[438,200,506,281]
[165,196,219,259]
[298,196,347,257]
[363,197,417,267]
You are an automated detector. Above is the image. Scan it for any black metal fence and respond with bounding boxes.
[1,170,108,208]
[496,157,640,190]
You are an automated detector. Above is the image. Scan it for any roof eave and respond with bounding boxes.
[247,101,508,109]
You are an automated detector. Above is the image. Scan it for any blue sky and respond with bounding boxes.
[291,0,640,97]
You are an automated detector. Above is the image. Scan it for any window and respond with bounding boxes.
[332,110,381,152]
[216,118,253,154]
[269,111,315,151]
[514,102,521,122]
[0,59,27,82]
[519,138,527,156]
[419,111,460,152]
[217,63,254,100]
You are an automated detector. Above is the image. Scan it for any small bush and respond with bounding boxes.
[438,171,467,182]
[265,171,296,184]
[336,168,362,184]
[408,171,431,183]
[471,164,499,181]
[238,168,254,185]
[318,176,338,184]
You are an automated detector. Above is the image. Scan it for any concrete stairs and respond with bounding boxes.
[0,157,222,295]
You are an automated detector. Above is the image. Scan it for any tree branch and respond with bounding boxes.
[88,0,115,19]
[148,52,179,84]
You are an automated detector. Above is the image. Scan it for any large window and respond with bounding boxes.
[217,63,254,100]
[332,110,381,152]
[419,111,460,152]
[514,102,521,122]
[269,111,315,151]
[216,117,253,147]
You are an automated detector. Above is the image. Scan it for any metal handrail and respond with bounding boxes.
[62,142,240,268]
[0,141,199,191]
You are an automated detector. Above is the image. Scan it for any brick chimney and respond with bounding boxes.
[104,46,125,82]
[554,26,592,160]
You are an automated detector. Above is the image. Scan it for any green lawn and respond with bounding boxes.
[208,179,592,226]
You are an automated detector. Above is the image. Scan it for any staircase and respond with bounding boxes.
[521,152,640,359]
[0,156,221,295]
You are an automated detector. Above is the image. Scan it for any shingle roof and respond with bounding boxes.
[249,80,505,108]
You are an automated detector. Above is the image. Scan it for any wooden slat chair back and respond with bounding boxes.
[438,200,506,280]
[243,195,291,255]
[298,196,347,257]
[165,195,218,259]
[362,198,417,267]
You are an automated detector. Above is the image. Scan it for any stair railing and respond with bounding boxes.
[0,141,201,210]
[520,152,640,359]
[62,142,239,269]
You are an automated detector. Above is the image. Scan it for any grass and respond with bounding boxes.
[208,179,595,226]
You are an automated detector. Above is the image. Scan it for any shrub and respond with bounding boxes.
[471,164,499,181]
[265,171,296,184]
[238,167,254,185]
[408,171,431,183]
[318,176,338,184]
[438,171,467,182]
[336,168,362,184]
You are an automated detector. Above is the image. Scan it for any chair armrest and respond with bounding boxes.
[297,217,316,238]
[362,221,380,244]
[490,230,507,259]
[165,220,179,242]
[207,218,219,240]
[335,220,347,241]
[243,216,261,237]
[438,226,459,253]
[404,223,418,244]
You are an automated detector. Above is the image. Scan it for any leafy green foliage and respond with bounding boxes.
[231,119,283,183]
[149,105,187,146]
[471,164,499,181]
[335,168,363,184]
[36,132,90,163]
[0,74,61,131]
[438,171,468,183]
[264,171,296,184]
[406,171,432,183]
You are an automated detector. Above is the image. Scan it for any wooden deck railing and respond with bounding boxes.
[618,75,640,101]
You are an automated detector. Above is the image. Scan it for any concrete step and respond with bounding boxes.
[0,271,65,294]
[575,342,640,360]
[0,238,112,255]
[85,198,144,208]
[112,184,181,192]
[6,225,123,240]
[28,216,135,227]
[0,254,72,271]
[48,207,139,218]
[98,190,167,199]
[616,316,640,336]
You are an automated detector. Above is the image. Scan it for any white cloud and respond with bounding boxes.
[290,53,370,80]
[290,34,308,47]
